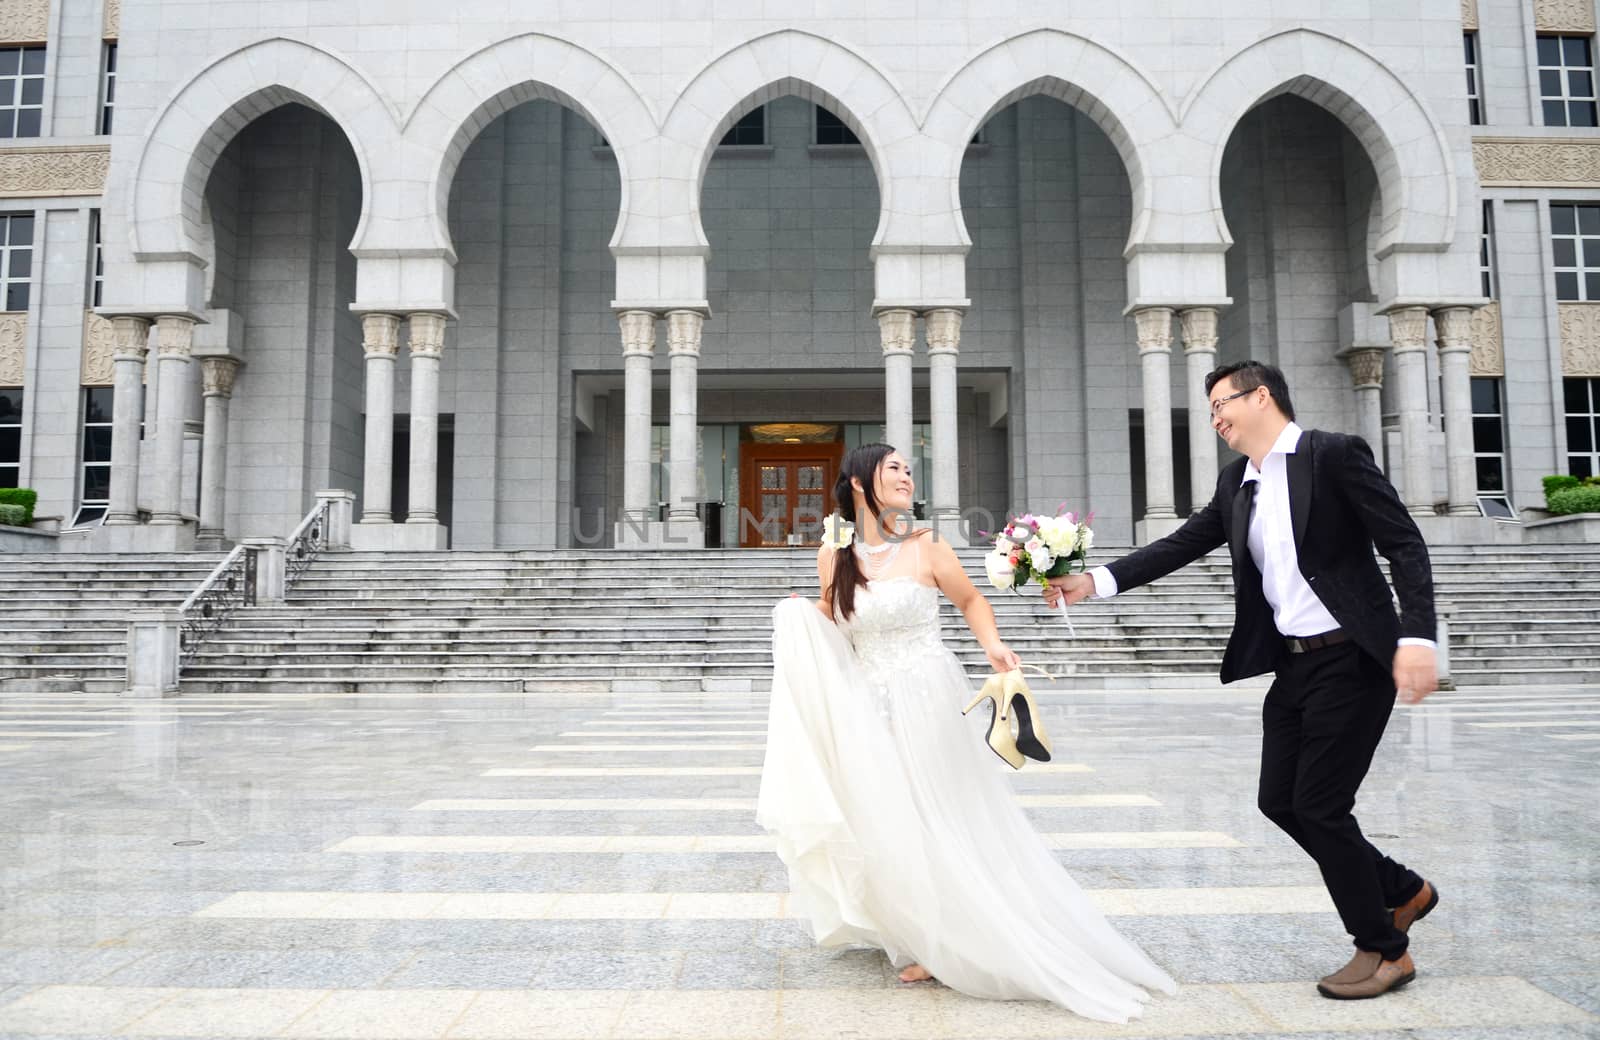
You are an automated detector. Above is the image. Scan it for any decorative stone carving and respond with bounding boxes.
[666,310,703,358]
[110,315,150,361]
[0,147,112,198]
[1469,301,1504,377]
[407,313,447,359]
[103,0,119,37]
[361,313,400,358]
[618,310,656,358]
[1387,306,1430,353]
[82,311,115,385]
[201,356,241,398]
[1343,347,1386,389]
[1534,0,1595,33]
[1559,303,1600,376]
[0,0,50,43]
[924,308,962,356]
[877,309,915,357]
[0,313,24,386]
[155,315,193,358]
[1461,0,1478,30]
[1475,138,1600,187]
[1134,307,1174,354]
[1179,307,1219,353]
[1433,306,1475,354]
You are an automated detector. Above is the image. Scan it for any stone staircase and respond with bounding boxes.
[3,546,1596,694]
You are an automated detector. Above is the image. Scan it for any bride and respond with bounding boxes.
[758,443,1178,1023]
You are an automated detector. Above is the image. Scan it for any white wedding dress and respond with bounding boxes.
[757,539,1177,1023]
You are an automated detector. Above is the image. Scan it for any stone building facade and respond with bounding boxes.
[4,0,1594,551]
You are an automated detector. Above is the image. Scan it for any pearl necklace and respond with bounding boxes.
[853,538,901,579]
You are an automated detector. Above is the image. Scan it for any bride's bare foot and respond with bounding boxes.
[898,964,932,983]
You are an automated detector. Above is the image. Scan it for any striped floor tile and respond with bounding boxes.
[323,830,1241,854]
[410,794,1159,811]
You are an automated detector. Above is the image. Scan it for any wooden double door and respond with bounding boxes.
[738,443,843,548]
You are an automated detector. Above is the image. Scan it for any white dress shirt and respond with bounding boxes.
[1091,422,1433,648]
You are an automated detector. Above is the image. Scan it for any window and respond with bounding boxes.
[814,105,859,146]
[89,209,103,307]
[76,387,115,525]
[1565,377,1600,478]
[1,214,33,312]
[1539,35,1598,126]
[0,386,20,489]
[98,42,115,135]
[1480,200,1497,298]
[1465,32,1484,125]
[1471,378,1507,495]
[719,106,765,147]
[1550,203,1600,301]
[0,46,44,138]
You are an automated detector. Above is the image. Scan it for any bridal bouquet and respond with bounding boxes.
[984,510,1093,634]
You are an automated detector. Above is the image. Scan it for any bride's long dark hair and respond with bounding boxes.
[828,442,894,621]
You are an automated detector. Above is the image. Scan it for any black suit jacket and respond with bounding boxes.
[1106,429,1436,683]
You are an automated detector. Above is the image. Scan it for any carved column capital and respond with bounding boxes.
[1179,307,1219,354]
[1387,306,1431,354]
[924,308,962,356]
[618,310,657,358]
[407,312,447,360]
[361,313,401,358]
[110,315,151,361]
[1432,306,1475,355]
[877,308,915,358]
[1134,307,1174,355]
[154,315,194,359]
[200,356,243,398]
[666,310,704,358]
[1343,347,1387,390]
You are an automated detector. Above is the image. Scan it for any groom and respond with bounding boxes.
[1046,360,1439,1000]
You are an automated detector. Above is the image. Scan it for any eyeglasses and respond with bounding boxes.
[1209,387,1257,417]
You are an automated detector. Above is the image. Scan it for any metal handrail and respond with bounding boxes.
[177,543,257,669]
[285,498,330,591]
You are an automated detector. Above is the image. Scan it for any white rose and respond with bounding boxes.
[1025,538,1055,573]
[1038,517,1075,554]
[994,537,1014,555]
[984,552,1015,590]
[1078,523,1094,552]
[822,514,855,551]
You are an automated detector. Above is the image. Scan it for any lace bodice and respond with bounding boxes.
[842,577,944,690]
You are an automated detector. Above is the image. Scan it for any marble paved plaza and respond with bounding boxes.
[0,681,1596,1039]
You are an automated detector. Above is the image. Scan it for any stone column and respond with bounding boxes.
[405,313,447,525]
[316,489,357,549]
[104,316,150,526]
[149,315,195,525]
[359,313,400,525]
[241,537,287,604]
[925,308,963,540]
[1179,308,1220,512]
[1134,307,1178,539]
[197,356,242,541]
[618,310,658,530]
[666,310,704,529]
[1434,306,1479,515]
[1341,347,1387,466]
[1388,306,1435,516]
[878,309,915,455]
[124,609,181,698]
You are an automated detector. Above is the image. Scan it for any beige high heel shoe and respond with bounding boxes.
[962,669,1053,770]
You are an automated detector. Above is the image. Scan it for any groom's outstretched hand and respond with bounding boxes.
[1043,573,1096,608]
[1393,644,1439,704]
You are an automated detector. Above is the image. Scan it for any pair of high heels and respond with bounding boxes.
[962,669,1052,770]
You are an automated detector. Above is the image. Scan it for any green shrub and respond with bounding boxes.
[0,503,26,527]
[1548,485,1600,515]
[0,488,35,525]
[1544,475,1582,504]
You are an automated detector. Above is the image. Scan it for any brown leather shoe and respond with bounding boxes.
[1319,950,1381,987]
[1392,880,1438,933]
[1317,952,1416,1000]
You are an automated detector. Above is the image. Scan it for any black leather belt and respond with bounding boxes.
[1286,629,1349,654]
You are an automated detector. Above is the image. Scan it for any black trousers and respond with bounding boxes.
[1258,641,1423,961]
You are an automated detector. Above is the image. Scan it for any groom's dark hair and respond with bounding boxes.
[1205,360,1296,422]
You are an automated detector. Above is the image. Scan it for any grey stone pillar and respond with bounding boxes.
[241,536,287,604]
[618,310,658,531]
[316,489,356,549]
[104,316,150,526]
[149,315,195,525]
[405,313,447,525]
[666,310,704,525]
[1134,307,1178,538]
[878,309,915,455]
[359,313,400,524]
[1341,347,1387,467]
[1179,307,1220,512]
[1434,306,1479,515]
[1388,306,1435,516]
[124,609,181,698]
[925,308,963,541]
[197,355,242,540]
